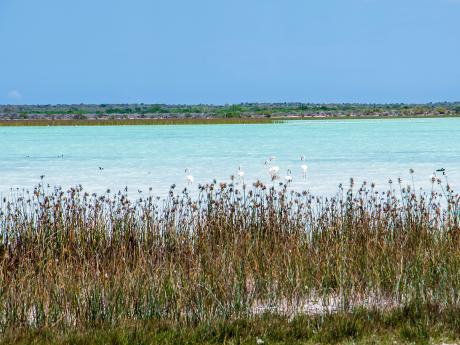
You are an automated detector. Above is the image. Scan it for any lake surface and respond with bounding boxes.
[1,118,459,197]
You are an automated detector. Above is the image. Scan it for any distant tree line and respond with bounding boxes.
[1,102,459,120]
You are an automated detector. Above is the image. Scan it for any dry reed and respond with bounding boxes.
[0,177,459,334]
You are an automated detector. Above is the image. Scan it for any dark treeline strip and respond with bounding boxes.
[1,102,460,121]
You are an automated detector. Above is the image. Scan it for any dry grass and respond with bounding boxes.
[0,118,281,127]
[0,176,460,337]
[1,115,460,127]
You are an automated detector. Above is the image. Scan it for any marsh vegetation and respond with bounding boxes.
[1,174,460,343]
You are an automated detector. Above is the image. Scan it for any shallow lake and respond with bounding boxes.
[1,118,459,197]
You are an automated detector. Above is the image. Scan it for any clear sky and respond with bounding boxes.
[0,0,459,105]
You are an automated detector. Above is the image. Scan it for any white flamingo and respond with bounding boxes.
[268,165,280,180]
[185,168,194,185]
[265,158,279,180]
[285,169,293,184]
[300,155,308,179]
[237,165,245,180]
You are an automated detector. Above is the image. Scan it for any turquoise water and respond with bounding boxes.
[0,118,459,197]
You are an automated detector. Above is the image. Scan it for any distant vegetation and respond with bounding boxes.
[0,102,459,122]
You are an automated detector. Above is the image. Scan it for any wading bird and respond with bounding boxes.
[436,168,446,175]
[237,166,245,180]
[300,156,308,179]
[185,168,194,184]
[268,165,280,180]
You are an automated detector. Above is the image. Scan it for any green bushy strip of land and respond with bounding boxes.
[1,102,460,123]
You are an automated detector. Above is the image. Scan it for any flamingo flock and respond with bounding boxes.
[184,156,309,185]
[183,161,448,194]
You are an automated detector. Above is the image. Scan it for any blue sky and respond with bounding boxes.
[0,0,459,105]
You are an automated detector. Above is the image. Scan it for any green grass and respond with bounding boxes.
[4,306,460,344]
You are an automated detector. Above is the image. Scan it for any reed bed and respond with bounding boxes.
[0,118,281,127]
[1,177,460,337]
[1,115,459,128]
